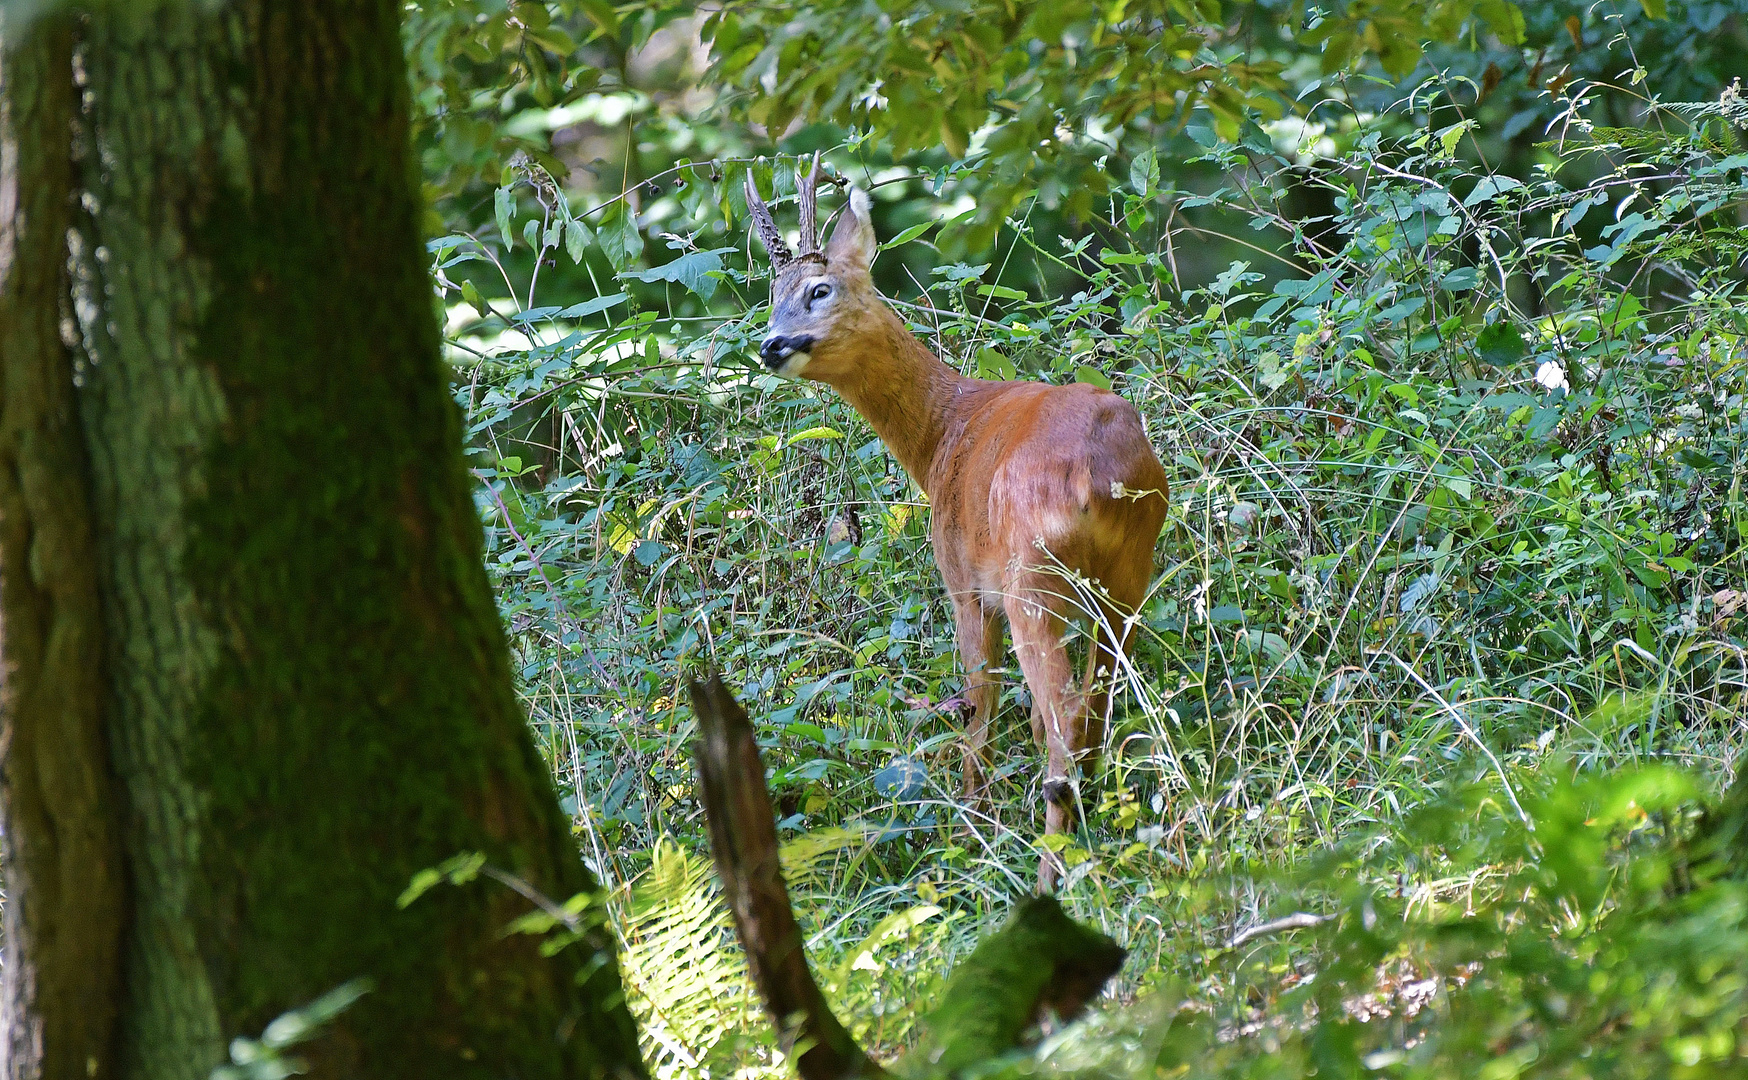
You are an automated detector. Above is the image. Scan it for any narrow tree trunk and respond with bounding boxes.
[0,12,127,1080]
[1,4,645,1078]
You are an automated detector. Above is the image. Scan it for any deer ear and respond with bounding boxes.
[826,187,876,270]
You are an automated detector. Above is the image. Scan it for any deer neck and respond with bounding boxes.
[823,306,967,492]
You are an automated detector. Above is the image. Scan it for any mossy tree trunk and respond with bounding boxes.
[0,11,127,1079]
[0,5,644,1079]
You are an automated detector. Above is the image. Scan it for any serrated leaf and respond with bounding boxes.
[1476,322,1526,367]
[1437,122,1469,159]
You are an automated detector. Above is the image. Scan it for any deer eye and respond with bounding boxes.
[809,283,832,302]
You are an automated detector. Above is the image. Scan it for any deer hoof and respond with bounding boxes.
[1043,776,1074,806]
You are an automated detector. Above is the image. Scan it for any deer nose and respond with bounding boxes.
[759,334,814,369]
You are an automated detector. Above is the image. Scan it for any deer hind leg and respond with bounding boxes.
[951,595,1004,817]
[1003,582,1083,891]
[1079,588,1143,784]
[1078,607,1121,784]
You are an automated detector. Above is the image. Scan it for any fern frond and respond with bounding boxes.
[617,839,780,1079]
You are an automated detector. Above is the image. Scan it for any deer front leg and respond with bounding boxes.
[950,595,1003,817]
[1004,588,1082,892]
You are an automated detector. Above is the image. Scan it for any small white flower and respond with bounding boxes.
[1187,579,1210,624]
[1534,360,1569,391]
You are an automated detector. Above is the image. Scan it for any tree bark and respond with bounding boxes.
[0,12,127,1080]
[1,4,645,1078]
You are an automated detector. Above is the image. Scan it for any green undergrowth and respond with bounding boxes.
[994,761,1748,1079]
[444,75,1748,1076]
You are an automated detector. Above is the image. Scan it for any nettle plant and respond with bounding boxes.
[435,75,1748,1065]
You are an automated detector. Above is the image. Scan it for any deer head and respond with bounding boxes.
[745,154,878,381]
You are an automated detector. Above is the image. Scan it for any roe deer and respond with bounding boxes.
[745,158,1169,890]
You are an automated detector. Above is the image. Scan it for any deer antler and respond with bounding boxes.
[743,167,794,270]
[797,151,823,256]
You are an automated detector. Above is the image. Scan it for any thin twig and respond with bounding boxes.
[482,866,581,931]
[1226,912,1337,950]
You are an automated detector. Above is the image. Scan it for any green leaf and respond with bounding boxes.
[976,284,1026,301]
[1478,0,1528,45]
[397,852,486,908]
[1436,121,1471,160]
[1258,350,1292,391]
[837,904,942,983]
[1463,175,1525,206]
[1129,147,1159,196]
[1439,267,1480,292]
[494,187,515,252]
[1074,365,1111,390]
[579,0,619,35]
[598,208,644,271]
[1638,0,1667,17]
[1476,322,1526,367]
[618,247,734,300]
[565,219,593,264]
[976,347,1016,380]
[554,293,626,320]
[522,219,542,250]
[880,221,934,249]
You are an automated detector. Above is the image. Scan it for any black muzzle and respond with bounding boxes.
[759,334,816,369]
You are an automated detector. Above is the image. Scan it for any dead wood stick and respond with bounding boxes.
[1225,912,1336,950]
[688,674,886,1080]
